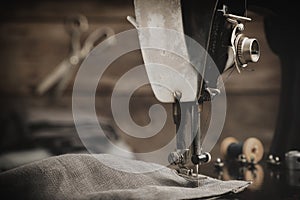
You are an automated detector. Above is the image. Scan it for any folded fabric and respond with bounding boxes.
[0,153,250,199]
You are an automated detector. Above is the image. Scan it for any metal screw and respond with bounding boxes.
[214,158,224,168]
[267,154,281,166]
[238,154,247,164]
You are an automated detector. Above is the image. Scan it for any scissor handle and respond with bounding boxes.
[64,14,89,35]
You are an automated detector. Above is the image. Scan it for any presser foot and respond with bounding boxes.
[177,167,207,181]
[175,167,207,188]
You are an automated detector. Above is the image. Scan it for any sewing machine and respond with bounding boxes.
[131,0,260,178]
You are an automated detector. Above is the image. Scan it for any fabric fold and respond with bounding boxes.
[0,153,250,199]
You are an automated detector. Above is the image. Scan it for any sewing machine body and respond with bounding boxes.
[132,0,260,177]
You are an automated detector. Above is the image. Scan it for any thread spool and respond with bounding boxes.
[220,137,264,163]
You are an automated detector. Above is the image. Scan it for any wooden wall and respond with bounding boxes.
[0,0,137,96]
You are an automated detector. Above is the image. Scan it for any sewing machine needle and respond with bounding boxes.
[196,164,199,187]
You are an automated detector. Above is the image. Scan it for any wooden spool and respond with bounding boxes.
[220,137,264,163]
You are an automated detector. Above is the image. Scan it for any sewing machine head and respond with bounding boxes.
[131,0,260,178]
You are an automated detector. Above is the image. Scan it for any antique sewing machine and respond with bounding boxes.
[130,0,260,179]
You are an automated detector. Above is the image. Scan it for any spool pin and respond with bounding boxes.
[220,137,264,164]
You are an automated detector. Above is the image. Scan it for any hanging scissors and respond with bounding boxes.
[36,14,115,98]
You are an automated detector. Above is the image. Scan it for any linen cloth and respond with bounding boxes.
[0,153,250,199]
